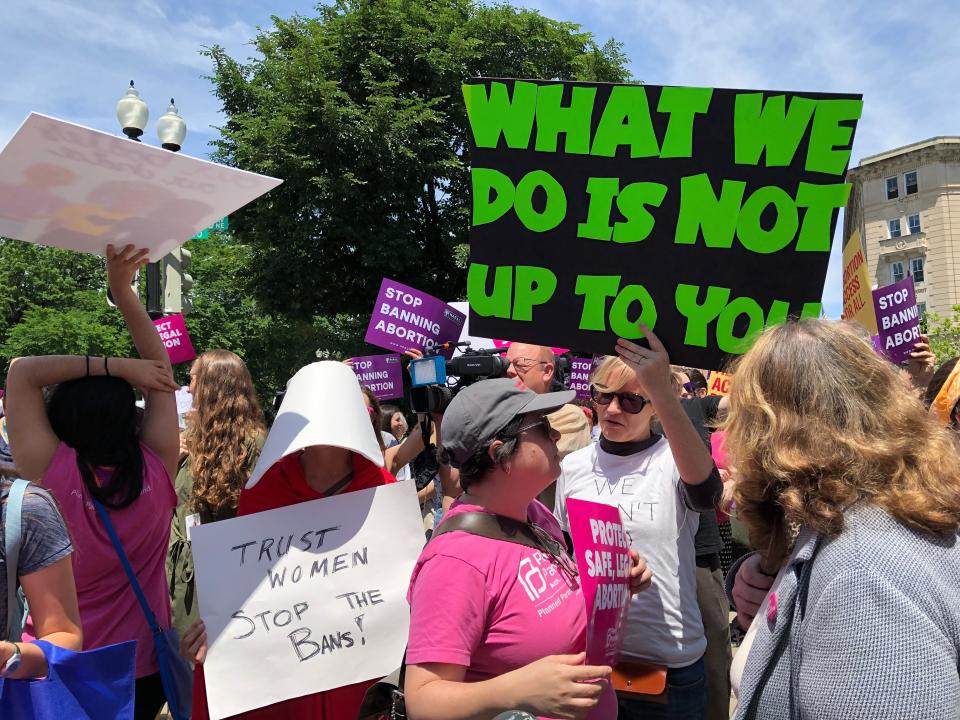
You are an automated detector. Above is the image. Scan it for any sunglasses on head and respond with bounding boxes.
[590,385,649,414]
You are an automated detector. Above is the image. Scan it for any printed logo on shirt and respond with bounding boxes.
[517,551,575,619]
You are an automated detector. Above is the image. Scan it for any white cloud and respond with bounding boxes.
[0,0,260,155]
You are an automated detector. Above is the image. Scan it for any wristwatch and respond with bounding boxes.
[1,641,22,677]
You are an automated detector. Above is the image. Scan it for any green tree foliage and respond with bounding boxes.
[924,306,960,364]
[204,0,630,325]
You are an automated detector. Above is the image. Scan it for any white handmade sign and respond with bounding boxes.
[0,113,282,259]
[191,481,423,719]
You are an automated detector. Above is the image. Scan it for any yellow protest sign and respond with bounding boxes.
[841,229,878,335]
[706,371,733,396]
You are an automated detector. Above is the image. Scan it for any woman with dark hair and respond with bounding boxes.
[404,378,653,720]
[725,319,960,719]
[167,350,266,638]
[5,244,180,719]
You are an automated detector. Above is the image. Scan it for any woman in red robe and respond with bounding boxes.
[182,361,395,720]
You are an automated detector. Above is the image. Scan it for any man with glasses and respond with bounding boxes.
[504,343,592,509]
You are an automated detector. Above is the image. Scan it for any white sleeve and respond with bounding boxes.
[553,463,570,532]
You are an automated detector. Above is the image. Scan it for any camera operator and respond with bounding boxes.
[504,344,592,509]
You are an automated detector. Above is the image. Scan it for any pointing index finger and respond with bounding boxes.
[638,323,666,353]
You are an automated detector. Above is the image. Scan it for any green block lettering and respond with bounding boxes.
[534,84,597,155]
[591,85,660,158]
[716,296,766,354]
[795,182,851,251]
[737,186,799,254]
[575,275,621,331]
[613,182,668,243]
[467,263,512,318]
[578,178,619,241]
[734,93,815,167]
[471,168,515,226]
[806,99,863,175]
[800,302,822,319]
[463,81,538,149]
[675,174,744,248]
[514,170,567,232]
[657,87,713,158]
[675,284,730,348]
[765,300,791,326]
[512,266,557,321]
[610,285,657,339]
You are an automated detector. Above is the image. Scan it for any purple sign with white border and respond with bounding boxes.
[350,354,404,401]
[872,277,921,364]
[365,278,466,359]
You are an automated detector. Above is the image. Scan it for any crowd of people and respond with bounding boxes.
[1,245,959,720]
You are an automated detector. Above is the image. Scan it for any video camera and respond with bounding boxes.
[409,343,511,414]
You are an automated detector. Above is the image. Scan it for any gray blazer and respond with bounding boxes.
[734,504,960,720]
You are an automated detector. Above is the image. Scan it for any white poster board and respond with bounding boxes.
[0,113,282,258]
[191,481,423,719]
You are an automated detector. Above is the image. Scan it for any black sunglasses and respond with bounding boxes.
[590,386,649,414]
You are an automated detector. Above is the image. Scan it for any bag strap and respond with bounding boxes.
[5,479,28,641]
[430,511,555,553]
[92,499,162,634]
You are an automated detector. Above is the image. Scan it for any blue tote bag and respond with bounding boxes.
[0,639,136,719]
[93,499,193,720]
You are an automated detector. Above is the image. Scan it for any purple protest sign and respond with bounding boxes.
[569,358,594,400]
[350,354,404,401]
[566,498,631,666]
[872,277,921,364]
[365,278,466,359]
[153,314,196,365]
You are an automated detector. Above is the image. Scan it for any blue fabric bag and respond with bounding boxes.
[0,639,136,719]
[93,498,193,720]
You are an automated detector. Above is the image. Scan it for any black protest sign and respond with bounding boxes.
[464,78,862,368]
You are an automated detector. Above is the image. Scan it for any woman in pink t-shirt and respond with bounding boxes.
[405,378,653,720]
[5,245,181,720]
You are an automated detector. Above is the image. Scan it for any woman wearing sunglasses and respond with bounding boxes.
[405,378,653,720]
[555,326,722,720]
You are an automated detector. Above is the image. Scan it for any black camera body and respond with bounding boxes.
[409,345,510,414]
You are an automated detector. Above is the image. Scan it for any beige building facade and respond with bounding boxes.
[844,136,960,318]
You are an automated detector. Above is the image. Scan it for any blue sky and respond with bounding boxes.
[2,0,958,317]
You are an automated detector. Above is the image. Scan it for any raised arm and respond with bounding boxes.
[616,327,716,486]
[5,355,177,481]
[107,244,179,478]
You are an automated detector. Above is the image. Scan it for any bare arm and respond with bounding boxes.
[405,655,610,720]
[416,479,436,504]
[385,422,426,476]
[5,355,177,482]
[0,556,83,678]
[616,328,715,485]
[107,244,179,479]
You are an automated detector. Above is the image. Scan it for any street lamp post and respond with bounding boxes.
[115,83,187,319]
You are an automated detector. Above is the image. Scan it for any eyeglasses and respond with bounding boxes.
[590,386,649,414]
[515,415,554,438]
[508,357,548,373]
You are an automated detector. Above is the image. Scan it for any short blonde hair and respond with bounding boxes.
[590,356,636,393]
[725,319,960,567]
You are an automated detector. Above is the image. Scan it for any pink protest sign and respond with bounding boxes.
[566,498,631,665]
[154,314,196,365]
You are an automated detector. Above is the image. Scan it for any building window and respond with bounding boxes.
[911,257,925,283]
[886,176,899,200]
[891,262,905,283]
[908,213,921,235]
[918,302,927,317]
[905,171,918,195]
[888,218,901,238]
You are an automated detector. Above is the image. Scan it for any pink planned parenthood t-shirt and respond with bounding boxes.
[44,442,176,678]
[406,499,617,720]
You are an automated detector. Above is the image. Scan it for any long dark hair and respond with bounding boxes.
[47,376,144,509]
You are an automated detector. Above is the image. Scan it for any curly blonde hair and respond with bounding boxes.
[725,319,960,568]
[186,350,265,518]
